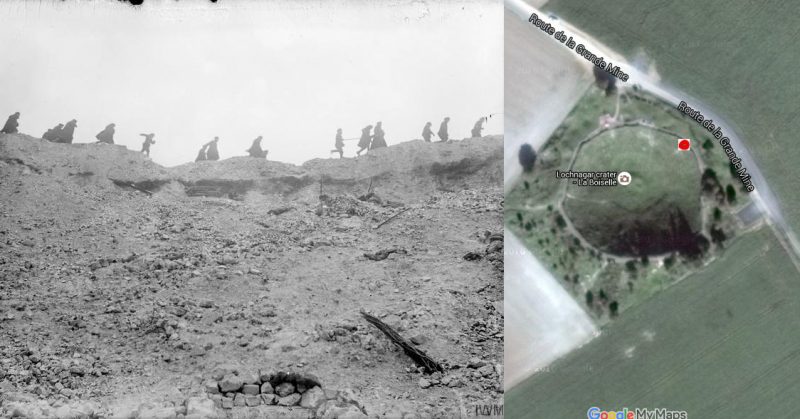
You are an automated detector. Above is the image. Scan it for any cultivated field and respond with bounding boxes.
[544,0,800,241]
[507,226,800,418]
[504,230,597,390]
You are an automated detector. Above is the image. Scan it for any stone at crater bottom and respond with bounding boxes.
[218,375,243,393]
[277,393,301,406]
[299,386,325,409]
[275,382,296,397]
[242,384,260,395]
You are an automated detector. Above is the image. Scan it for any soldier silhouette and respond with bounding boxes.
[422,122,434,142]
[140,133,156,157]
[1,112,20,134]
[437,117,450,142]
[96,123,116,144]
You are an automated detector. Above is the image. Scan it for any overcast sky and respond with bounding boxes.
[0,0,502,167]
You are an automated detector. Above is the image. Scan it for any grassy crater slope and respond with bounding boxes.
[564,126,702,256]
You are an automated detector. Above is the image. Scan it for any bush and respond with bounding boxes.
[664,254,675,269]
[555,214,567,229]
[726,184,737,204]
[625,260,637,272]
[518,144,537,172]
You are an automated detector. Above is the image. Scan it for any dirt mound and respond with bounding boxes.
[1,133,502,204]
[0,132,503,417]
[304,136,503,197]
[0,133,169,181]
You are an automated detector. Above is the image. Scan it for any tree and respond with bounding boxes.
[518,144,537,172]
[592,65,616,95]
[598,289,607,301]
[726,184,737,204]
[713,207,722,221]
[585,290,594,306]
[523,180,530,190]
[701,168,721,194]
[609,301,619,317]
[710,225,727,246]
[664,254,675,269]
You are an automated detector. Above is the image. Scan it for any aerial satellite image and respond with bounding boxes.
[505,0,800,418]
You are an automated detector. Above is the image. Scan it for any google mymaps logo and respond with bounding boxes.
[587,407,633,419]
[587,407,688,419]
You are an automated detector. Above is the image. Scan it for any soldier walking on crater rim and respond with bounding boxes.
[437,117,450,142]
[1,112,20,134]
[331,128,345,158]
[59,119,78,144]
[421,121,434,142]
[205,137,220,161]
[471,117,486,138]
[140,133,156,157]
[246,136,268,158]
[356,125,373,156]
[195,144,208,162]
[370,121,387,150]
[43,123,64,142]
[96,123,116,144]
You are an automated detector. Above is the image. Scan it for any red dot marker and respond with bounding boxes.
[678,139,691,151]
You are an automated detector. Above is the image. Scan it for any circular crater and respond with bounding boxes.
[563,126,706,257]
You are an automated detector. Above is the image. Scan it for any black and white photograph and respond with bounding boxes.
[0,1,503,418]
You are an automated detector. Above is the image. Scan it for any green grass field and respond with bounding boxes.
[506,226,800,418]
[544,0,800,240]
[565,126,702,254]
